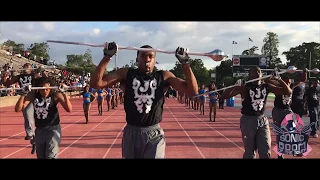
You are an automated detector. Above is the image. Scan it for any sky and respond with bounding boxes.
[0,21,319,71]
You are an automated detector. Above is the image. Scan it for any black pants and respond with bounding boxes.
[219,98,224,108]
[165,91,170,98]
[308,106,320,135]
[291,100,305,117]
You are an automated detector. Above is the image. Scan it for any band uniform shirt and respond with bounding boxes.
[33,91,60,128]
[241,83,270,116]
[124,68,165,127]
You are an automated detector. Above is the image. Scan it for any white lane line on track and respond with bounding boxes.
[58,110,118,156]
[2,111,99,159]
[165,103,206,159]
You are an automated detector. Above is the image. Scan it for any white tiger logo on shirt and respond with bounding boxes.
[132,78,157,114]
[249,87,267,111]
[282,94,292,105]
[34,97,52,120]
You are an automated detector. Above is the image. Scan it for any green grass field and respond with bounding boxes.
[268,93,275,100]
[235,93,275,100]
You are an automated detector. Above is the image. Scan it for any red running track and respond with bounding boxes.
[1,97,320,159]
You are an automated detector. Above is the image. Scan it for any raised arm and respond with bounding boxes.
[164,70,197,96]
[69,92,83,97]
[264,68,307,88]
[164,47,198,96]
[90,93,96,102]
[104,90,108,96]
[264,71,292,96]
[56,92,72,112]
[221,86,244,100]
[15,87,34,112]
[5,75,18,87]
[267,80,292,96]
[221,80,245,100]
[90,42,128,89]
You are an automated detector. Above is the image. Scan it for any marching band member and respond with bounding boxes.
[221,66,292,159]
[14,77,72,159]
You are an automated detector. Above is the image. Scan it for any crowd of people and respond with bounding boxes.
[0,55,89,97]
[1,58,42,96]
[171,82,225,122]
[0,41,319,160]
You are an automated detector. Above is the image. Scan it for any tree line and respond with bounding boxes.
[1,40,97,75]
[2,31,319,86]
[2,40,51,60]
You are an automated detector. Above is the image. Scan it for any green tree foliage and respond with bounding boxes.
[190,59,210,86]
[222,76,234,86]
[170,61,186,80]
[170,59,210,86]
[2,40,52,60]
[65,48,97,74]
[65,54,84,67]
[283,42,320,79]
[3,40,16,47]
[261,32,281,68]
[28,42,50,59]
[14,43,25,54]
[215,59,232,82]
[282,42,320,69]
[2,40,25,54]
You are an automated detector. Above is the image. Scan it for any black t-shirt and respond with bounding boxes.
[33,91,60,128]
[241,83,270,116]
[292,84,306,102]
[124,68,165,127]
[274,94,292,109]
[17,73,35,87]
[290,84,306,108]
[306,87,320,108]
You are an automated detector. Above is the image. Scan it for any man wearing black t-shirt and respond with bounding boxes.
[291,72,308,118]
[305,79,320,138]
[4,63,42,140]
[90,42,198,158]
[15,77,72,158]
[221,67,292,159]
[268,70,307,158]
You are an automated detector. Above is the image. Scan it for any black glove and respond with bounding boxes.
[175,46,191,65]
[21,84,31,95]
[103,42,118,58]
[58,84,67,94]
